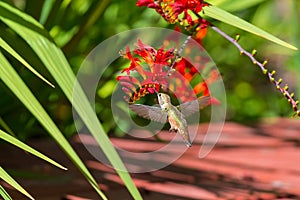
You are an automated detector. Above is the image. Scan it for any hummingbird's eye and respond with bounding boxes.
[158,93,161,96]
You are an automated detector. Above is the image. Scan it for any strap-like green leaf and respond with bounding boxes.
[206,0,268,12]
[0,129,67,170]
[0,48,107,200]
[0,166,34,200]
[202,5,298,50]
[0,2,142,199]
[0,117,15,136]
[0,37,55,88]
[0,184,13,200]
[15,13,142,200]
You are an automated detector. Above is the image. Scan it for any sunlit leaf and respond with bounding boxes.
[0,46,107,200]
[0,129,67,170]
[0,117,15,136]
[0,185,13,200]
[0,37,55,88]
[206,0,268,12]
[39,0,56,24]
[0,2,142,199]
[0,166,34,200]
[201,5,298,50]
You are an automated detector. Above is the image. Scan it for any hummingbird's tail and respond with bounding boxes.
[179,129,192,147]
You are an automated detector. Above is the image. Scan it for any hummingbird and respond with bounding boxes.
[129,93,209,147]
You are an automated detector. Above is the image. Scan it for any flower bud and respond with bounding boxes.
[262,60,268,67]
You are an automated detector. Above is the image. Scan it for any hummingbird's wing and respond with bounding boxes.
[179,96,210,117]
[129,104,168,123]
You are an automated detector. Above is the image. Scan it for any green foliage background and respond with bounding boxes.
[1,0,299,138]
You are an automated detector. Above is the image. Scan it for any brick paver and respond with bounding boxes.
[1,118,299,199]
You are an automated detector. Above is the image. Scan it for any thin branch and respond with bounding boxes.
[211,25,299,117]
[168,35,192,76]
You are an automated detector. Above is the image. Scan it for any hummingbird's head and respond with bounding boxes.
[157,93,171,110]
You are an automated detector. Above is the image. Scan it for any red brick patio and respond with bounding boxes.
[1,118,300,200]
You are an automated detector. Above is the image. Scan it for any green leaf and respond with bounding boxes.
[0,184,13,200]
[201,5,298,50]
[206,0,268,12]
[0,46,107,200]
[0,117,15,136]
[0,129,67,170]
[0,37,55,88]
[62,0,110,51]
[0,2,142,199]
[39,0,56,24]
[0,166,34,200]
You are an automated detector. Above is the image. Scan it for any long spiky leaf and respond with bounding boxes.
[0,166,34,200]
[0,51,107,200]
[0,184,13,200]
[201,5,298,50]
[0,37,55,88]
[0,129,67,170]
[0,2,142,199]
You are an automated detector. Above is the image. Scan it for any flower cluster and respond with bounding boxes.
[117,40,173,102]
[116,39,217,104]
[135,1,299,117]
[136,0,210,32]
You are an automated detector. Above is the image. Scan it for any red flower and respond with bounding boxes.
[136,0,154,7]
[195,26,208,43]
[136,0,163,9]
[117,39,219,105]
[175,59,198,80]
[170,0,205,18]
[136,0,210,30]
[117,40,175,102]
[193,69,220,105]
[120,46,141,75]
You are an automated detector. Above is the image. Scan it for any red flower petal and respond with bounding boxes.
[209,96,220,105]
[136,0,154,7]
[147,87,155,94]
